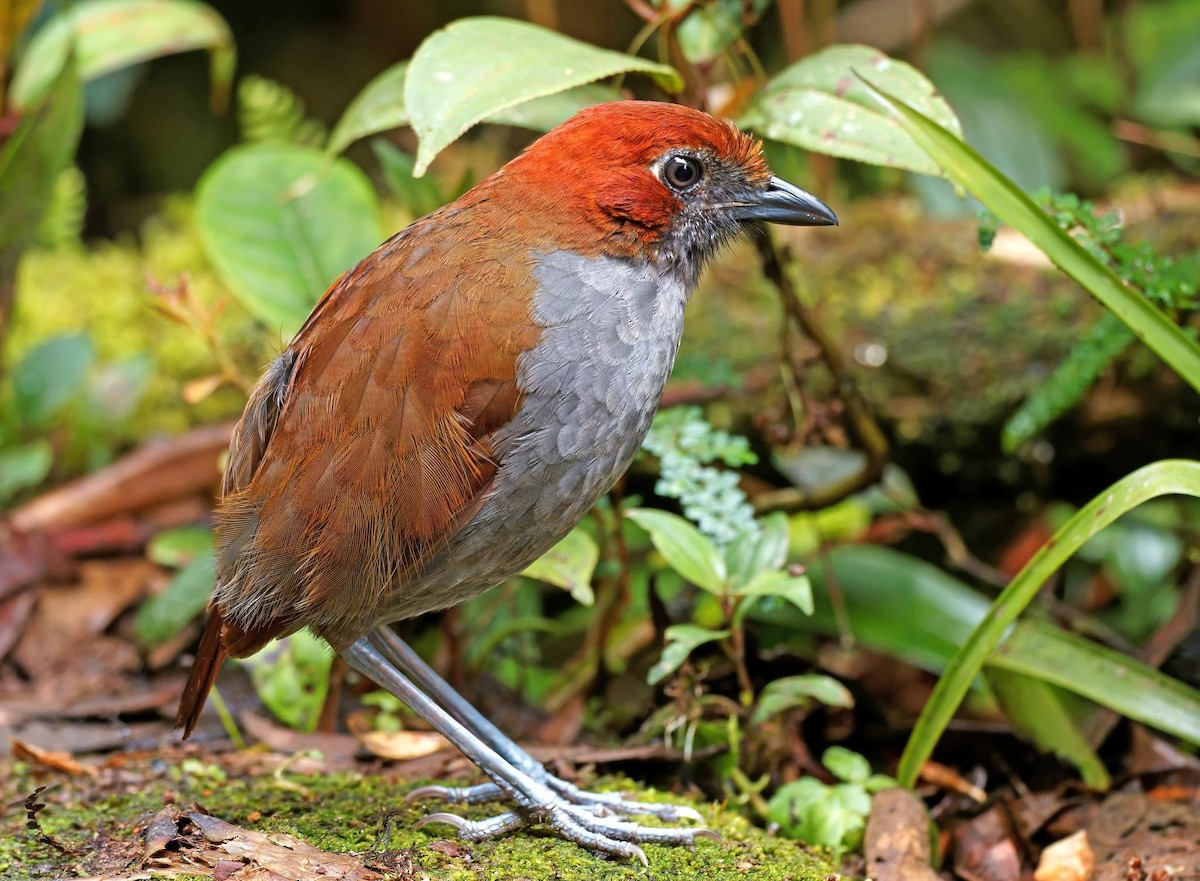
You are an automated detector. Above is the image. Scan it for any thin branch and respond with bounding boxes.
[753,235,890,512]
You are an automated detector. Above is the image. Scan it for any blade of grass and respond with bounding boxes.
[858,76,1200,395]
[985,667,1111,790]
[991,619,1200,745]
[896,459,1200,788]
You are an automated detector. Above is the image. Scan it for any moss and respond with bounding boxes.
[0,758,836,880]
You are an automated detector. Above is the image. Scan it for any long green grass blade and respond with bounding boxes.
[896,459,1200,788]
[860,77,1200,395]
[985,667,1111,790]
[992,620,1200,745]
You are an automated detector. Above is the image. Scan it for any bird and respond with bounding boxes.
[176,99,837,862]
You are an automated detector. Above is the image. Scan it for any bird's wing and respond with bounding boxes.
[213,217,542,654]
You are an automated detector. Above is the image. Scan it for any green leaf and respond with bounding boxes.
[993,620,1200,747]
[626,508,726,594]
[240,629,332,732]
[897,459,1200,788]
[0,52,84,277]
[146,526,213,568]
[647,623,729,685]
[823,746,871,784]
[405,17,682,175]
[522,526,600,606]
[194,143,382,336]
[751,674,853,725]
[488,83,620,131]
[10,0,236,112]
[767,777,869,854]
[13,332,94,425]
[0,441,53,504]
[738,568,813,616]
[741,44,962,176]
[986,666,1111,790]
[327,61,409,156]
[1003,312,1133,451]
[328,62,618,157]
[134,548,215,649]
[859,77,1200,394]
[725,511,789,591]
[665,0,771,65]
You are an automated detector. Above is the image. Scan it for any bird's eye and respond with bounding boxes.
[664,155,702,191]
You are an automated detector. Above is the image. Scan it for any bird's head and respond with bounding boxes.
[495,101,837,286]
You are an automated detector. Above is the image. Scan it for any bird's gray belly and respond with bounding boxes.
[382,251,688,621]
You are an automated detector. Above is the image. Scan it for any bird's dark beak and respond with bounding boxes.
[733,176,838,227]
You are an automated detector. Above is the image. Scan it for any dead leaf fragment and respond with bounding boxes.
[356,728,448,762]
[183,812,382,880]
[143,806,181,857]
[1035,830,1095,881]
[11,736,97,776]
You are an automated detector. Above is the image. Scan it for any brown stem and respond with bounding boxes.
[725,598,755,703]
[753,234,889,512]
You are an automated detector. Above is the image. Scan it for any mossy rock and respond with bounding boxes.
[1,757,836,880]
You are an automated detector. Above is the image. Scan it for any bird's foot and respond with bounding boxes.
[408,777,704,822]
[416,801,718,864]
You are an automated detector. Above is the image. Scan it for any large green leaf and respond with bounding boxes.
[404,17,682,175]
[664,0,772,65]
[897,460,1200,788]
[0,441,53,504]
[626,508,726,594]
[327,59,617,156]
[860,78,1200,394]
[326,61,409,157]
[10,0,235,112]
[194,143,382,336]
[12,332,94,425]
[0,54,84,281]
[488,83,620,132]
[740,44,962,176]
[522,526,600,606]
[134,546,215,649]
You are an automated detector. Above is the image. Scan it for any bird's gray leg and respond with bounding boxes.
[342,636,714,862]
[370,626,702,823]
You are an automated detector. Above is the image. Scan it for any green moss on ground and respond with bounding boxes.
[0,758,836,880]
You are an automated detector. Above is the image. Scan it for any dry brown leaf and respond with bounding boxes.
[184,374,226,404]
[920,759,987,803]
[187,812,381,880]
[356,728,448,762]
[11,736,97,776]
[1034,830,1095,881]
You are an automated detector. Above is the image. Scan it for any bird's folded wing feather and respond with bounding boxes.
[212,216,542,652]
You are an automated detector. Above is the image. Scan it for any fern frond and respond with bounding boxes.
[1002,312,1133,453]
[238,75,326,148]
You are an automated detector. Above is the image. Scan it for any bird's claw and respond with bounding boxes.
[416,801,715,863]
[408,777,705,822]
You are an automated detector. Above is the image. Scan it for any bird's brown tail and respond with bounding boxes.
[175,608,228,739]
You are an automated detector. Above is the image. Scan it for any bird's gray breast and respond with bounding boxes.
[399,251,688,618]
